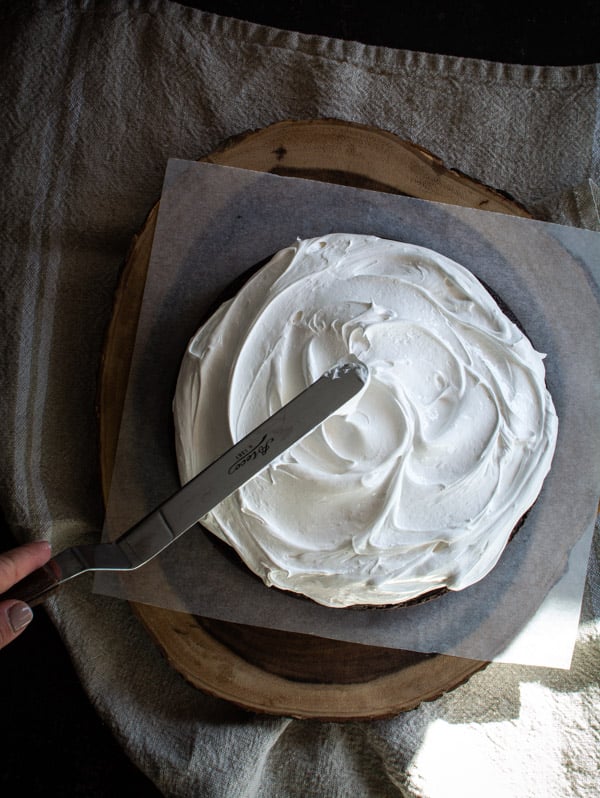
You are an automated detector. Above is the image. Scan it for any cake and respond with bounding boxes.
[173,234,558,608]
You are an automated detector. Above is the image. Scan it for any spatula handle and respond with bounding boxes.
[0,561,63,607]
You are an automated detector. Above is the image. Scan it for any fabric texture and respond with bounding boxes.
[1,1,598,796]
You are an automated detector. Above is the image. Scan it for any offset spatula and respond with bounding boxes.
[2,360,368,607]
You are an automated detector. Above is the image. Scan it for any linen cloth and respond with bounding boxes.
[1,2,598,796]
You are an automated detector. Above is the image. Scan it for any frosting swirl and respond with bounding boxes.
[174,234,558,607]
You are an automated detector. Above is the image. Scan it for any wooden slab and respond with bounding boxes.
[98,119,532,720]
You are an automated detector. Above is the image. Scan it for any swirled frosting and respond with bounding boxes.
[173,234,558,607]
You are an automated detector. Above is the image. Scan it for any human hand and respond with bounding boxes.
[0,541,52,649]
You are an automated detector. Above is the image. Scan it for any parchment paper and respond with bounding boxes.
[96,159,600,665]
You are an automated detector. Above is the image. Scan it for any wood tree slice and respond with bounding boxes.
[205,119,531,217]
[98,119,530,720]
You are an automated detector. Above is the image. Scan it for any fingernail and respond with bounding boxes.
[8,603,33,633]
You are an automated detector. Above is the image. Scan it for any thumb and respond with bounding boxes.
[0,601,34,649]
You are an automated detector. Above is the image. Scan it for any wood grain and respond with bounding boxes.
[98,119,530,719]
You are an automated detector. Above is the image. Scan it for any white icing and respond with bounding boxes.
[173,234,558,607]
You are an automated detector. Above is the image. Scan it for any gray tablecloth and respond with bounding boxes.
[2,2,598,796]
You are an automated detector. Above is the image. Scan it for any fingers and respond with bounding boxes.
[0,540,52,593]
[0,601,34,649]
[0,541,52,650]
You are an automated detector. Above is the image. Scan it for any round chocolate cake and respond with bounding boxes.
[173,234,558,608]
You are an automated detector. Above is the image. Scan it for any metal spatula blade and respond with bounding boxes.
[2,360,368,606]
